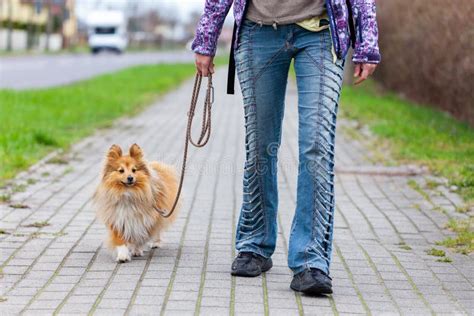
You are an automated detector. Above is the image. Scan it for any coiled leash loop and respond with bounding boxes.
[157,73,214,218]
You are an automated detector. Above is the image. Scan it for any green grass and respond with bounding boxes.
[456,205,470,214]
[22,221,50,228]
[340,81,474,254]
[436,218,474,254]
[426,247,453,263]
[0,63,196,185]
[426,248,446,257]
[397,241,412,251]
[436,256,453,263]
[340,81,474,205]
[407,179,431,202]
[0,193,11,203]
[9,203,29,209]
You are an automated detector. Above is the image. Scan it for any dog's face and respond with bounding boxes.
[103,144,150,189]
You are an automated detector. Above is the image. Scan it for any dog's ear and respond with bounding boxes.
[107,144,122,160]
[129,143,143,160]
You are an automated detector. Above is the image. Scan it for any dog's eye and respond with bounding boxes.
[118,169,124,173]
[132,168,137,173]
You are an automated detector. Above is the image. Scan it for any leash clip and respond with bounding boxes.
[208,85,215,105]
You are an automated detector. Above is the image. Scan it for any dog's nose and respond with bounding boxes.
[127,176,134,183]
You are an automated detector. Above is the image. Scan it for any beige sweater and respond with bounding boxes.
[246,0,326,25]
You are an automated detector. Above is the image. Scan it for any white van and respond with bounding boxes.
[87,11,128,54]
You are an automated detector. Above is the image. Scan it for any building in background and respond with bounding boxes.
[0,0,232,54]
[0,0,77,51]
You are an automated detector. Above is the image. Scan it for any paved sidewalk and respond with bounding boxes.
[0,70,472,315]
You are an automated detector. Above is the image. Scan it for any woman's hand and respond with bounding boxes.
[195,53,215,77]
[353,63,377,85]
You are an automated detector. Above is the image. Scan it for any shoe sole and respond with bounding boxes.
[231,259,273,277]
[290,282,333,295]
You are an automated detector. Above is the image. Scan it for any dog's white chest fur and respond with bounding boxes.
[111,196,156,245]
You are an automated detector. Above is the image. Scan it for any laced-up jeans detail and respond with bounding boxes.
[234,19,345,275]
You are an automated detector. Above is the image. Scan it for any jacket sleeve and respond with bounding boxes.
[351,0,381,64]
[191,0,234,56]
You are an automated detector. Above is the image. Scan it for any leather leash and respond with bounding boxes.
[157,73,214,218]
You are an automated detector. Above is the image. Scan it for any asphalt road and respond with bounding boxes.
[0,51,195,90]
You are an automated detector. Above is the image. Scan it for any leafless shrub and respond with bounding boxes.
[375,0,474,126]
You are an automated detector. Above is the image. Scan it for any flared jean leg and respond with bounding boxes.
[288,27,345,275]
[234,20,293,258]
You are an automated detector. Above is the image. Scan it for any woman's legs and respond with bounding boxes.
[233,20,344,276]
[234,20,293,258]
[288,27,345,275]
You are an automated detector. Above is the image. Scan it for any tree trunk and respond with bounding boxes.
[6,0,13,51]
[45,0,52,52]
[27,5,34,50]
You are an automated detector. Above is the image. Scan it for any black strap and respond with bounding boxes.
[226,22,237,95]
[346,0,356,48]
[227,0,250,95]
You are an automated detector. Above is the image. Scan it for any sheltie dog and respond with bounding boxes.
[93,144,179,262]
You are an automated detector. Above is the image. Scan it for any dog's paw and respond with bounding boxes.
[116,245,131,263]
[148,241,162,249]
[131,248,144,257]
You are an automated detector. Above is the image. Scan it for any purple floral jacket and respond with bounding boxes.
[192,0,381,64]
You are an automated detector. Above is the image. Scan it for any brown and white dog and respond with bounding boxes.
[93,144,179,262]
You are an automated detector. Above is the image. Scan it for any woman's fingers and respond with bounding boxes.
[354,67,369,85]
[195,60,202,75]
[354,63,377,85]
[201,64,209,77]
[194,53,214,77]
[353,64,362,78]
[197,60,209,76]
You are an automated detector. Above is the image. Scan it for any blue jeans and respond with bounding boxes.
[234,19,345,275]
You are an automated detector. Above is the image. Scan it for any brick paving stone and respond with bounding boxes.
[136,286,168,297]
[0,69,471,315]
[28,300,62,310]
[66,295,97,304]
[57,303,93,313]
[129,305,163,315]
[93,308,127,315]
[200,296,230,307]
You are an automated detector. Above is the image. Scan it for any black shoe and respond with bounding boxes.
[290,268,333,295]
[231,252,273,277]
